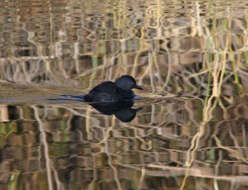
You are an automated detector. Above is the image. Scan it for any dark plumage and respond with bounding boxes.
[46,75,143,122]
[84,75,143,103]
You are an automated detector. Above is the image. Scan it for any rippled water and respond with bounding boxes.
[0,0,248,189]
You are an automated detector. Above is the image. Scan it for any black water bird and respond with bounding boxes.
[47,75,143,122]
[84,75,143,102]
[60,75,143,103]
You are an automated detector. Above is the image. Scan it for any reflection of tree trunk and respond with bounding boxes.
[0,105,9,122]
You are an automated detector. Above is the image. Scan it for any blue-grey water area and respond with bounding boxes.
[0,0,248,190]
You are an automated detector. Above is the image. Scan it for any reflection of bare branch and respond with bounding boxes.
[214,135,248,163]
[105,117,123,190]
[32,106,54,190]
[1,0,248,189]
[138,167,146,189]
[147,164,248,183]
[214,149,223,190]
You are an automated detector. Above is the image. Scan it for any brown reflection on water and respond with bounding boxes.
[0,0,248,189]
[0,96,248,189]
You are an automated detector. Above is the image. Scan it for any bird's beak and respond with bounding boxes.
[134,84,143,90]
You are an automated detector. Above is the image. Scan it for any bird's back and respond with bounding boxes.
[84,81,134,102]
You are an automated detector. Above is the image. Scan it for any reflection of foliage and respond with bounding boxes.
[8,170,20,190]
[0,122,17,148]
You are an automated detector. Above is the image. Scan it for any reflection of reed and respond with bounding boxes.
[0,0,248,189]
[147,164,248,183]
[32,106,54,190]
[1,93,248,188]
[0,105,8,122]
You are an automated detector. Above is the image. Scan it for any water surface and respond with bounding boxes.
[0,0,248,190]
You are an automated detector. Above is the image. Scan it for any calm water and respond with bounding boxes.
[0,0,248,189]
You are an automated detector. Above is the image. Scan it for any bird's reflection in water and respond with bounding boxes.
[47,96,142,122]
[90,100,142,122]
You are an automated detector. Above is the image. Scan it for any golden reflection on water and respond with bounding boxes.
[0,0,248,189]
